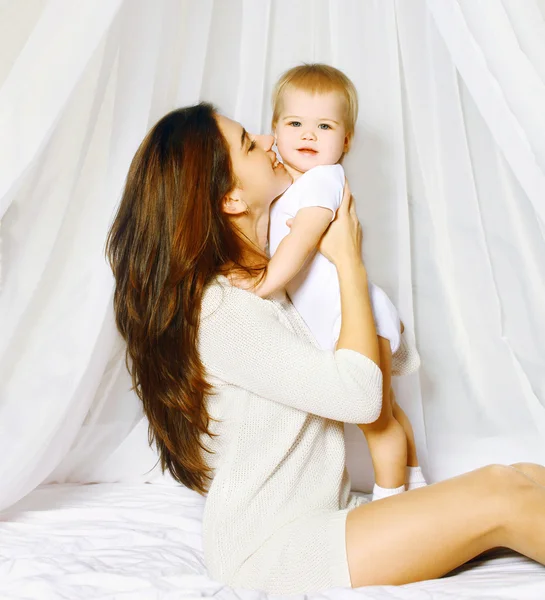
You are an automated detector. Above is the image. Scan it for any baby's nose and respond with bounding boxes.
[301,130,317,140]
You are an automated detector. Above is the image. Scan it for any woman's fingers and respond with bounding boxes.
[346,189,362,245]
[349,199,357,219]
[339,180,352,214]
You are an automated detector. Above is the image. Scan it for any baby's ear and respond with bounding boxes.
[344,132,353,153]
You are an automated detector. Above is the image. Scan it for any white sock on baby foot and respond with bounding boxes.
[371,483,405,502]
[406,466,427,490]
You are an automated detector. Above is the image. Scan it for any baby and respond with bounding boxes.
[257,64,426,500]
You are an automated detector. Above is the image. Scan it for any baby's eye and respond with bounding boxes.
[318,124,331,130]
[288,121,301,127]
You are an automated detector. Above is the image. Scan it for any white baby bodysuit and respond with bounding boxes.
[269,164,401,353]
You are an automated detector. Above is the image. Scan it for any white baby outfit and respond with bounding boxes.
[269,164,401,353]
[199,277,421,595]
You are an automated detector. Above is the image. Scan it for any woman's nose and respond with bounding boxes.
[256,134,274,151]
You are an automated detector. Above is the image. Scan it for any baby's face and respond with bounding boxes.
[275,89,349,176]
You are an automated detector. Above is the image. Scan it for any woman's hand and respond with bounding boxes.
[319,180,363,268]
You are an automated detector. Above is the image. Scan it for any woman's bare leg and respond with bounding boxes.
[346,464,545,587]
[509,462,545,487]
[358,337,407,488]
[391,389,419,467]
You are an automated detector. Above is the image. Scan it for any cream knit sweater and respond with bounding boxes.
[198,276,420,594]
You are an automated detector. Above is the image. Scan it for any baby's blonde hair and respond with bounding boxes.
[271,63,359,137]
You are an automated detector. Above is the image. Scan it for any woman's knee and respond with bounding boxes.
[476,464,535,507]
[460,465,524,532]
[463,464,517,501]
[508,462,545,487]
[510,461,544,474]
[480,464,519,485]
[490,463,543,485]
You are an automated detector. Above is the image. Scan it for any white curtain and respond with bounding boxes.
[1,0,544,511]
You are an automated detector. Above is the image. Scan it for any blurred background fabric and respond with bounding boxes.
[0,0,544,511]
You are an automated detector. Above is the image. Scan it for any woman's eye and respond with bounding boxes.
[318,124,331,130]
[248,140,256,151]
[288,121,301,127]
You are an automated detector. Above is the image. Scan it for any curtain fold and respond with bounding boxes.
[426,0,545,222]
[0,0,123,220]
[1,0,543,510]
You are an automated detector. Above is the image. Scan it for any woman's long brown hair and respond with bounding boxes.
[106,103,259,494]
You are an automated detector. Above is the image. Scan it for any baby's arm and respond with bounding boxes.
[255,206,333,298]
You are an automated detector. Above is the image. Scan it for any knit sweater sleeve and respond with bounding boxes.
[199,282,383,424]
[391,332,421,377]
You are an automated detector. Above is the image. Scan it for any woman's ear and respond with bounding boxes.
[222,191,248,216]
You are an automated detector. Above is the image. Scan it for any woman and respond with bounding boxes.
[106,103,545,595]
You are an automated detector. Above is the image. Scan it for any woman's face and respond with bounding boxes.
[216,115,292,214]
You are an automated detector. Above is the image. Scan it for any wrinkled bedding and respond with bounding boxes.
[1,483,544,599]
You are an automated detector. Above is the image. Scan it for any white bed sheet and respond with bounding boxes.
[0,483,543,600]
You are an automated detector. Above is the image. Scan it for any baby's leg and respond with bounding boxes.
[358,337,407,497]
[390,390,428,489]
[390,389,418,467]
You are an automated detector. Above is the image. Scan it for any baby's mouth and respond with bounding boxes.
[297,147,318,155]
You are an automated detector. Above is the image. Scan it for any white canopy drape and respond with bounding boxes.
[1,0,544,511]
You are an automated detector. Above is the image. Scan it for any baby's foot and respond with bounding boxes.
[371,483,405,501]
[406,465,427,491]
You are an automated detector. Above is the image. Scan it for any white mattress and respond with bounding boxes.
[0,483,543,600]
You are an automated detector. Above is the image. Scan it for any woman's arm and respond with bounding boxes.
[254,207,332,298]
[335,258,380,367]
[391,331,421,376]
[319,184,380,367]
[200,186,384,424]
[199,282,383,424]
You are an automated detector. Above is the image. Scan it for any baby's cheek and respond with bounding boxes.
[323,140,345,165]
[275,134,291,157]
